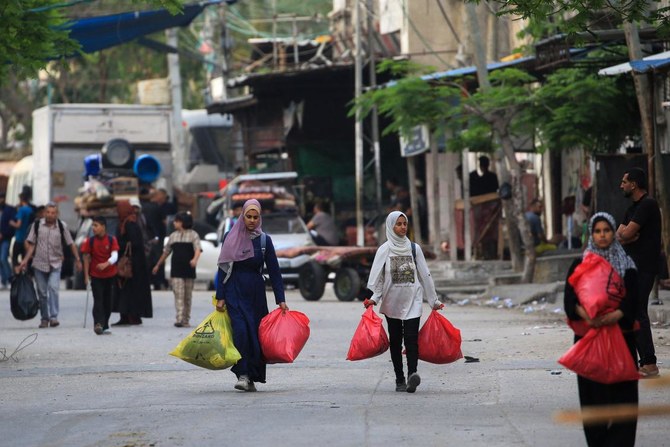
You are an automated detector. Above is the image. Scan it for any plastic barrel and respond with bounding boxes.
[133,154,162,183]
[84,154,102,177]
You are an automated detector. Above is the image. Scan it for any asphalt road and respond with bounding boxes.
[1,286,668,447]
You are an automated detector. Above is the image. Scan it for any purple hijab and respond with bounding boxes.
[217,200,263,280]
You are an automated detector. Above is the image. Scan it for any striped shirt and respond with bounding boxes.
[163,229,201,255]
[26,218,74,272]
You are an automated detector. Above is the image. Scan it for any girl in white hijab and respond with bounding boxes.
[365,211,442,393]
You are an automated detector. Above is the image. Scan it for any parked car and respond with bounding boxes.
[164,218,219,289]
[217,211,314,285]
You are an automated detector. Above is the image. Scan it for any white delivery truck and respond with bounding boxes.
[7,104,235,228]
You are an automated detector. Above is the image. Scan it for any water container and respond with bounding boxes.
[133,154,162,183]
[84,154,102,177]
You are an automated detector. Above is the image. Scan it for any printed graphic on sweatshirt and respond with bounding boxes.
[390,255,415,284]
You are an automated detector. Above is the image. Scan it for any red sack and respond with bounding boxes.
[346,307,389,361]
[568,252,625,319]
[418,310,463,364]
[558,324,640,384]
[259,309,310,364]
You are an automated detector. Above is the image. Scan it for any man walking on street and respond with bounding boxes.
[617,167,661,377]
[10,192,34,269]
[19,202,82,328]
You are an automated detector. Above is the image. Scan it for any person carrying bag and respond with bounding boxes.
[561,212,640,447]
[362,211,442,393]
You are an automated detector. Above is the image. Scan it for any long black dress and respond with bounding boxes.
[114,220,153,320]
[564,258,639,447]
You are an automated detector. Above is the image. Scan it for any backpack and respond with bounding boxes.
[362,242,419,300]
[32,219,74,277]
[222,231,267,274]
[89,235,114,252]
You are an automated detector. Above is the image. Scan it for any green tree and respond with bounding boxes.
[0,1,194,151]
[354,60,639,281]
[0,0,183,85]
[535,66,639,153]
[472,0,670,274]
[476,0,669,33]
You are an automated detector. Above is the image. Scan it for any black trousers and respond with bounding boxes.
[576,332,638,447]
[91,277,115,330]
[385,316,420,382]
[635,270,657,366]
[12,242,25,268]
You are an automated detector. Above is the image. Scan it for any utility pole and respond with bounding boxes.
[272,0,278,70]
[623,22,654,192]
[166,28,186,189]
[367,0,383,214]
[354,0,364,246]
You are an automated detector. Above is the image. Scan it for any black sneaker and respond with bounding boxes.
[395,381,407,392]
[406,373,421,393]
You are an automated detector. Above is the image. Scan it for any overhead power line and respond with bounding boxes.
[400,0,451,67]
[434,0,461,45]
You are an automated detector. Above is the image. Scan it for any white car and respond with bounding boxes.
[164,219,220,289]
[217,212,314,285]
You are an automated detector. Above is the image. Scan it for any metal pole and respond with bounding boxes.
[293,16,299,66]
[407,156,422,243]
[83,284,90,328]
[463,150,472,261]
[354,0,364,246]
[272,0,278,70]
[166,28,186,188]
[366,0,383,214]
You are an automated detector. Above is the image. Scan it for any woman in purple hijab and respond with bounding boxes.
[215,199,287,392]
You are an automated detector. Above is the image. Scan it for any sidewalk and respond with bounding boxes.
[428,259,670,325]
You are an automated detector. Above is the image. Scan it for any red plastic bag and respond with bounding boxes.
[568,252,625,319]
[259,309,310,364]
[418,310,463,364]
[558,324,640,384]
[346,307,389,361]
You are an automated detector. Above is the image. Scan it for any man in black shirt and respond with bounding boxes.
[616,167,661,377]
[469,156,499,197]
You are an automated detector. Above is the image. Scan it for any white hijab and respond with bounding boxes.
[366,211,413,290]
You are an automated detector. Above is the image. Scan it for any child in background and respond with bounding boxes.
[81,216,120,335]
[152,212,201,327]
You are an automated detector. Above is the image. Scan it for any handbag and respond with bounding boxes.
[117,243,133,278]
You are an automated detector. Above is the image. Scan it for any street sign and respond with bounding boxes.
[400,125,429,157]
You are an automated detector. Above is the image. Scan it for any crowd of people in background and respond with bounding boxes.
[1,161,666,445]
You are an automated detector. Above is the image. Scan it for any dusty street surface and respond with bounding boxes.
[1,286,668,447]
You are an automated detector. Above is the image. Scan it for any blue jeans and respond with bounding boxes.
[0,240,11,285]
[34,267,61,322]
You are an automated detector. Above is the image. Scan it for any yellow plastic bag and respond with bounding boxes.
[169,308,242,370]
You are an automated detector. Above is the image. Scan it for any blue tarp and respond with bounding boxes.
[630,58,670,74]
[59,1,228,55]
[421,56,536,81]
[384,56,535,88]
